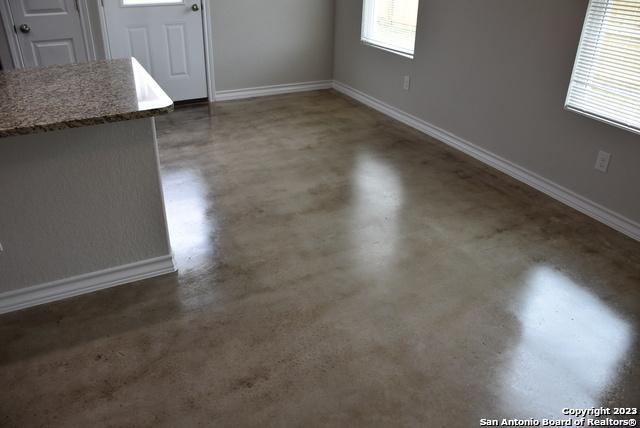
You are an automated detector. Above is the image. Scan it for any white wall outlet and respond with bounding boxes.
[595,150,611,173]
[403,75,411,91]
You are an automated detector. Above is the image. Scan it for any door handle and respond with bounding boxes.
[191,3,199,12]
[19,24,31,34]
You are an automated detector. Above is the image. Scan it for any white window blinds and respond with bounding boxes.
[361,0,420,58]
[566,0,640,134]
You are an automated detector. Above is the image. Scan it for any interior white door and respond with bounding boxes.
[103,0,208,101]
[8,0,89,68]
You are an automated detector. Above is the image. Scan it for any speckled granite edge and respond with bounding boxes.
[0,106,174,138]
[0,58,175,139]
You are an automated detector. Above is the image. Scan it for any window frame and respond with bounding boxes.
[121,0,185,7]
[360,0,420,59]
[565,0,640,136]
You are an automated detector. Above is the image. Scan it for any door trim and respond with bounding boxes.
[98,0,216,102]
[200,0,216,101]
[0,1,22,68]
[0,0,98,70]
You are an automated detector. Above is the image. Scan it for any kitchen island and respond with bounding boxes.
[0,58,176,313]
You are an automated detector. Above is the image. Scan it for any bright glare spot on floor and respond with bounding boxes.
[500,266,632,417]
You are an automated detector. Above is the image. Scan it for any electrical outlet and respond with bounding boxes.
[0,242,3,252]
[595,150,611,173]
[403,75,411,91]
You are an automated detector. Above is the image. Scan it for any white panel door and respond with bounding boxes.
[9,0,89,68]
[103,0,207,101]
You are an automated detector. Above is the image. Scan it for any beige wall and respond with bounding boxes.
[210,0,335,90]
[334,0,640,224]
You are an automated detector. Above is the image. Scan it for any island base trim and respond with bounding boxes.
[0,255,176,314]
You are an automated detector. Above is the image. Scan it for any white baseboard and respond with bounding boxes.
[0,255,176,314]
[332,80,640,242]
[215,80,333,101]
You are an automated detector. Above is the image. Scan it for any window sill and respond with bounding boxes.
[565,104,640,137]
[360,40,414,59]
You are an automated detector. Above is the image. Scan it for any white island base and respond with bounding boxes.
[0,118,175,313]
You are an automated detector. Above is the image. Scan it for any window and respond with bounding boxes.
[361,0,420,58]
[566,0,640,135]
[122,0,183,5]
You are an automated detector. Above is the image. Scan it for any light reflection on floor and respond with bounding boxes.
[161,168,216,272]
[500,266,633,417]
[350,152,404,278]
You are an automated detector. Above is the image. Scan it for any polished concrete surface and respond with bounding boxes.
[1,91,639,427]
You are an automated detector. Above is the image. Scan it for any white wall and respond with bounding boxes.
[333,0,640,225]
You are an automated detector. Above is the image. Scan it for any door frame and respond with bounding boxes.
[0,11,14,68]
[98,0,216,102]
[0,0,98,70]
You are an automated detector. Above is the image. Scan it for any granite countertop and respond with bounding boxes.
[0,58,173,138]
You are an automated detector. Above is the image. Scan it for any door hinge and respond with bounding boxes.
[13,24,17,34]
[74,0,79,12]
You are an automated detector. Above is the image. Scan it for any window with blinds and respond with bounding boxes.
[566,0,640,135]
[361,0,420,58]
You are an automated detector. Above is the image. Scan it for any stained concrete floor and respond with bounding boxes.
[1,91,640,427]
